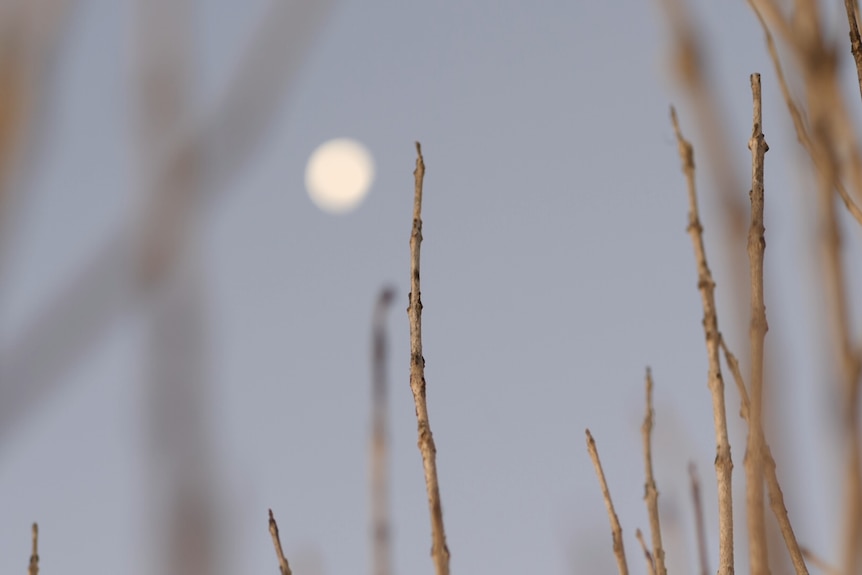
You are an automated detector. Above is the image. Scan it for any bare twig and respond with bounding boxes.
[635,528,657,575]
[407,142,450,575]
[268,509,293,575]
[670,106,735,575]
[641,368,666,575]
[585,429,629,575]
[371,286,396,575]
[745,72,770,575]
[689,464,710,575]
[722,318,809,574]
[27,522,38,575]
[844,0,862,103]
[800,547,840,575]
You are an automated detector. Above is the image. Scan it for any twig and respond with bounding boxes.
[722,324,809,574]
[268,509,293,575]
[407,142,450,575]
[641,368,667,575]
[635,528,657,575]
[689,464,710,575]
[670,106,735,575]
[745,72,770,575]
[28,523,38,575]
[800,546,840,575]
[844,0,862,104]
[585,429,629,575]
[371,286,396,575]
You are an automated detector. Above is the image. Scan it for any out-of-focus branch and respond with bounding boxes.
[641,368,666,575]
[635,528,657,575]
[27,522,38,575]
[670,106,735,575]
[689,464,710,575]
[585,429,629,575]
[407,142,450,575]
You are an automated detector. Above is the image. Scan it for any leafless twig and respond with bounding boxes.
[689,464,710,575]
[407,142,450,575]
[641,368,666,575]
[268,509,293,575]
[585,429,629,575]
[635,528,657,575]
[670,106,735,575]
[27,522,38,575]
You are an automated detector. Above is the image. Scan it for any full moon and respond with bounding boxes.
[305,138,375,214]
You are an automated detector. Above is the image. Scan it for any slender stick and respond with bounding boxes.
[641,368,667,575]
[635,528,657,575]
[722,337,809,574]
[28,523,38,575]
[407,142,450,575]
[844,0,862,104]
[585,429,629,575]
[745,72,770,575]
[800,547,840,575]
[268,509,293,575]
[670,107,735,575]
[371,287,395,575]
[689,464,710,575]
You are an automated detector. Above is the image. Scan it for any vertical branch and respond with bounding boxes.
[268,509,293,575]
[27,523,38,575]
[670,107,735,575]
[585,429,629,575]
[745,72,770,575]
[371,287,395,575]
[407,142,450,575]
[689,464,711,575]
[641,368,667,575]
[844,0,862,103]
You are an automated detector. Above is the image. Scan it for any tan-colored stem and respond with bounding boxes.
[268,509,293,575]
[670,107,735,575]
[407,142,450,575]
[844,0,862,103]
[641,368,666,575]
[745,72,770,575]
[28,523,38,575]
[586,429,629,575]
[635,528,657,575]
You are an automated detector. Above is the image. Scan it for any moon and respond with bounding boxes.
[305,138,375,214]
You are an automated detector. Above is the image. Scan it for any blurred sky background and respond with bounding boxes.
[0,0,861,574]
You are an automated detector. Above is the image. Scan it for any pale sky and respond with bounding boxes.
[0,1,860,574]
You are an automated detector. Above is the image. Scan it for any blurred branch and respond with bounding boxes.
[635,528,656,575]
[585,429,629,575]
[407,142,450,575]
[27,522,38,575]
[640,368,666,575]
[689,464,710,575]
[268,509,293,575]
[670,106,735,575]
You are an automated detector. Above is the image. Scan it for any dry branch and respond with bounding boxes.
[635,528,657,575]
[670,106,735,575]
[268,509,293,575]
[641,368,666,575]
[844,0,862,103]
[28,523,38,575]
[745,72,770,575]
[585,429,629,575]
[407,142,451,575]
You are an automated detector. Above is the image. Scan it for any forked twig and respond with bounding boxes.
[407,142,450,575]
[585,429,629,575]
[745,72,770,575]
[268,509,293,575]
[641,368,667,575]
[670,106,735,575]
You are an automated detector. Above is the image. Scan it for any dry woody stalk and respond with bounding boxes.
[585,429,629,575]
[641,368,667,575]
[635,528,657,575]
[670,106,735,575]
[28,523,38,575]
[268,509,293,575]
[407,142,451,575]
[689,464,710,575]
